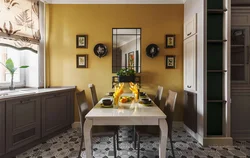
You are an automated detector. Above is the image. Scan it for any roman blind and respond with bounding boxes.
[0,0,40,52]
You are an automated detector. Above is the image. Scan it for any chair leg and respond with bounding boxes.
[116,130,120,150]
[137,132,140,158]
[170,136,175,158]
[113,133,116,158]
[78,123,84,158]
[133,126,137,149]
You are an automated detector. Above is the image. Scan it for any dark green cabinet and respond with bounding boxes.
[41,92,71,137]
[6,97,41,152]
[0,102,5,156]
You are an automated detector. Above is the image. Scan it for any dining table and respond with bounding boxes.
[84,93,168,158]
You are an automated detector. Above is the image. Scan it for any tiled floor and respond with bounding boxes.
[17,125,250,158]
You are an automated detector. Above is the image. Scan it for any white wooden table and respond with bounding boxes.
[84,93,168,158]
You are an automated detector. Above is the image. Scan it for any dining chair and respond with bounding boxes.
[88,84,98,107]
[76,90,118,158]
[135,90,177,158]
[154,86,164,108]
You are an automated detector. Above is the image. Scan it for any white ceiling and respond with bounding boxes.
[42,0,185,4]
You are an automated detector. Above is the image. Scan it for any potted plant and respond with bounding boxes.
[117,68,136,82]
[0,58,29,90]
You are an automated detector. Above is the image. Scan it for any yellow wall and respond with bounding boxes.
[46,4,184,121]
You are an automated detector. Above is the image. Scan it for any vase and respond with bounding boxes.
[9,74,15,90]
[118,75,135,82]
[113,95,120,108]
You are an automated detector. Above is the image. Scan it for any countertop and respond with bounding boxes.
[0,86,75,101]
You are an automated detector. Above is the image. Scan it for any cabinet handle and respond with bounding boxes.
[187,85,192,88]
[187,32,192,36]
[20,99,30,103]
[247,46,249,64]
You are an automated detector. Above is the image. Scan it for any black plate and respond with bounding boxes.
[146,44,159,58]
[94,43,108,58]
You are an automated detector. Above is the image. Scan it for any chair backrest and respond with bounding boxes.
[88,84,98,107]
[154,86,164,107]
[164,90,177,136]
[76,90,89,125]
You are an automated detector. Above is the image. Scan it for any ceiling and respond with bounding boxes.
[42,0,185,4]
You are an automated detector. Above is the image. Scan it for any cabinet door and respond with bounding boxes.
[183,91,197,133]
[231,27,249,84]
[184,14,197,39]
[6,97,41,152]
[184,35,197,91]
[42,92,70,137]
[0,102,5,156]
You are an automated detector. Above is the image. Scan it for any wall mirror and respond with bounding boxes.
[112,28,141,73]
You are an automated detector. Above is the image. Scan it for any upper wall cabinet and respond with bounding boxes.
[184,14,197,40]
[184,35,197,92]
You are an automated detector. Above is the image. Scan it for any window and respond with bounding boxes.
[0,46,38,88]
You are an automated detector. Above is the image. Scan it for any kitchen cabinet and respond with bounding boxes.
[0,102,5,156]
[6,97,41,152]
[184,35,197,92]
[42,92,71,137]
[184,91,197,133]
[184,14,197,39]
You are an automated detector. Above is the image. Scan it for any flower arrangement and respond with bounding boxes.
[117,68,135,76]
[117,68,136,82]
[129,82,139,102]
[113,82,124,108]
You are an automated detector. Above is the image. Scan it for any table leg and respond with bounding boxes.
[159,119,168,158]
[84,119,93,158]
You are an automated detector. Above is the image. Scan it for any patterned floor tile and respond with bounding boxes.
[16,125,250,158]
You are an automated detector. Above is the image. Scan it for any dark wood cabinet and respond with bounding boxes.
[0,102,5,156]
[184,91,197,133]
[6,97,41,152]
[41,92,71,137]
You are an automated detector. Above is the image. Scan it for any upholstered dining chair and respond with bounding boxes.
[76,90,118,158]
[154,86,164,108]
[88,84,98,107]
[135,90,177,158]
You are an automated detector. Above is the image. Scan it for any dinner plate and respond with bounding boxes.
[101,104,113,108]
[139,101,153,106]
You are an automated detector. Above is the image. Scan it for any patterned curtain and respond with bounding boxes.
[0,0,40,52]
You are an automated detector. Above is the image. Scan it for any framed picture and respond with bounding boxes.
[165,55,176,69]
[76,54,88,68]
[76,35,88,48]
[165,34,176,48]
[128,51,134,69]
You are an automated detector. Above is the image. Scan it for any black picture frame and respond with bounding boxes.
[76,35,88,48]
[165,34,176,48]
[165,55,176,69]
[76,54,88,68]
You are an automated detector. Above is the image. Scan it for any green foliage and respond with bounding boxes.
[117,68,135,76]
[0,58,29,76]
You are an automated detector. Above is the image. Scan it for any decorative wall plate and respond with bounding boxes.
[146,44,159,58]
[94,43,108,58]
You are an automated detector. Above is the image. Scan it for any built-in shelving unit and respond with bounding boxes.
[206,0,229,136]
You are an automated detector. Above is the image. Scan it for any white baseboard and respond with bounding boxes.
[183,124,204,145]
[72,122,81,128]
[203,137,233,146]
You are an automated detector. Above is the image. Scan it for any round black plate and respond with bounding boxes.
[94,43,108,58]
[146,44,159,58]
